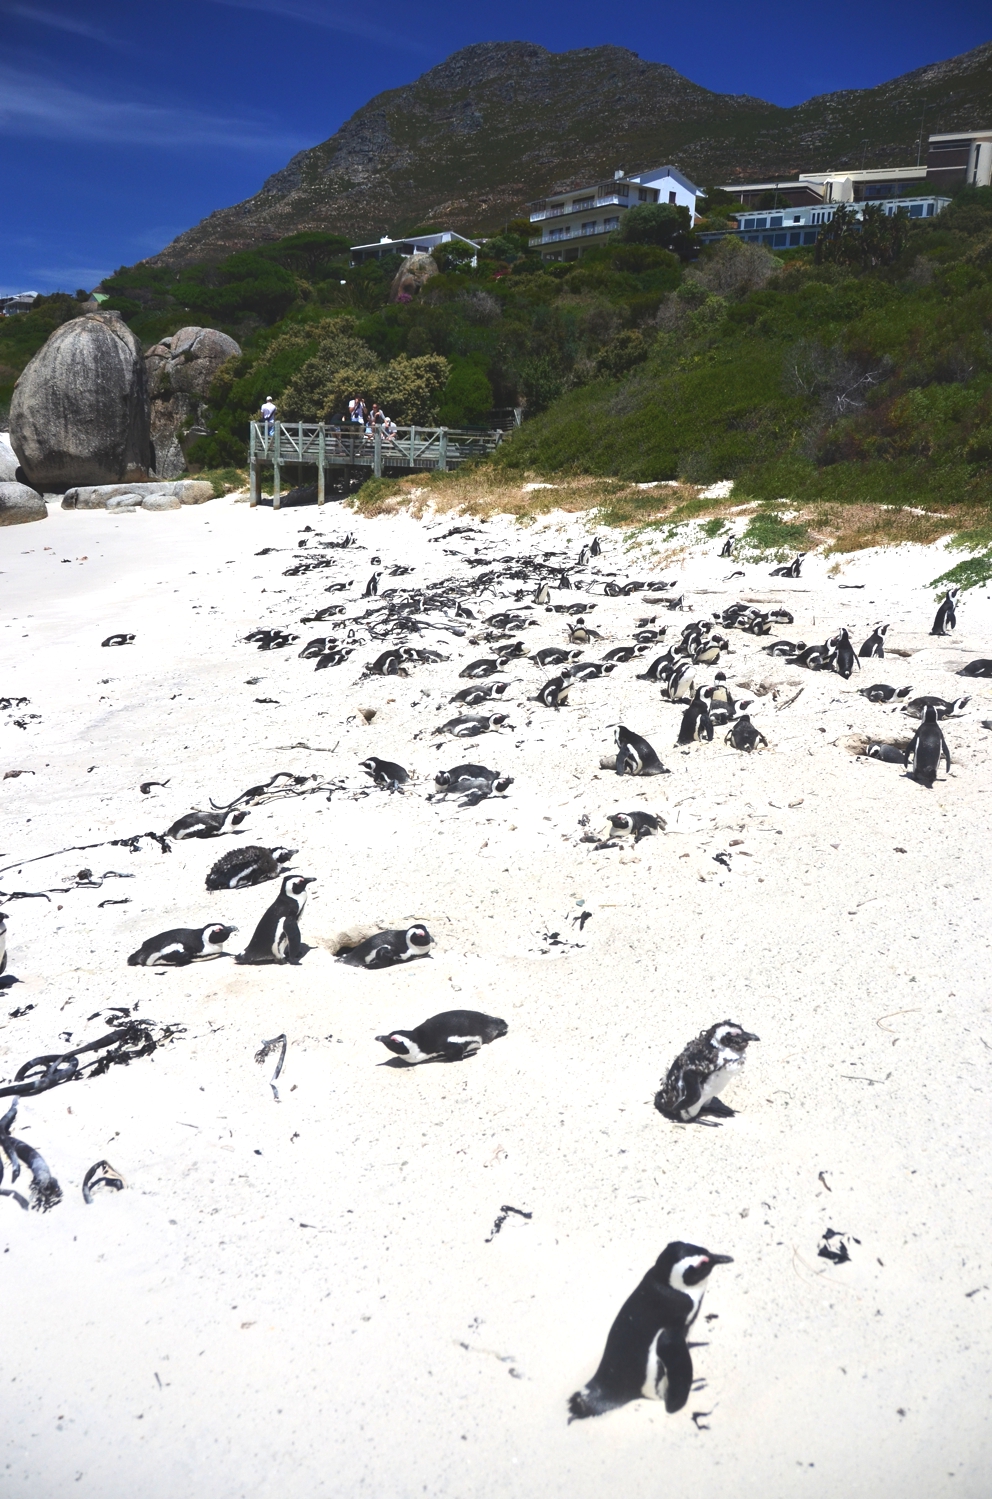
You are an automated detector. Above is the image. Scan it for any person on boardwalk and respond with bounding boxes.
[260,395,277,441]
[349,396,367,425]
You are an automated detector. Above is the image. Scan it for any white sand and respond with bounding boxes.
[1,495,991,1498]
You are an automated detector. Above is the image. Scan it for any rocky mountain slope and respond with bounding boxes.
[150,38,992,264]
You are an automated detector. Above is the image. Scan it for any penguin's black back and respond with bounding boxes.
[569,1262,693,1419]
[206,845,284,890]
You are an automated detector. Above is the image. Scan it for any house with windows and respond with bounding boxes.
[350,231,479,266]
[0,291,38,316]
[926,129,992,192]
[699,194,951,251]
[528,165,700,261]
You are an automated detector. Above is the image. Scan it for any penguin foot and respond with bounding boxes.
[700,1098,736,1119]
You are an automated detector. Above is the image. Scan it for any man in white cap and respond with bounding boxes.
[260,395,277,441]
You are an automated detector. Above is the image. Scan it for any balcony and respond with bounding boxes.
[528,193,625,224]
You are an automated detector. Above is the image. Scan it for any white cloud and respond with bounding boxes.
[204,0,434,55]
[0,3,135,50]
[0,63,308,151]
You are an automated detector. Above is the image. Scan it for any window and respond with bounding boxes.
[743,218,755,229]
[770,216,783,228]
[603,216,619,230]
[910,203,924,217]
[803,230,817,244]
[573,197,593,211]
[617,185,629,197]
[789,231,801,246]
[581,221,598,235]
[792,215,802,224]
[668,191,677,205]
[773,233,787,246]
[638,188,648,202]
[754,217,767,229]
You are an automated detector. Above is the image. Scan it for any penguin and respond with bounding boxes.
[769,553,806,578]
[677,692,714,745]
[458,659,503,679]
[567,1242,733,1421]
[860,624,889,658]
[705,674,736,726]
[534,581,551,605]
[363,572,381,598]
[127,923,236,966]
[205,845,296,891]
[607,811,662,842]
[577,546,590,567]
[905,705,951,789]
[454,601,476,619]
[930,588,959,637]
[165,808,249,840]
[534,647,581,668]
[958,659,992,678]
[694,642,722,665]
[298,637,330,659]
[602,645,643,664]
[568,662,616,680]
[433,713,509,738]
[719,535,734,557]
[0,911,7,979]
[866,741,906,764]
[434,765,512,801]
[665,662,697,703]
[375,1009,506,1062]
[833,628,860,679]
[558,573,572,590]
[902,695,969,720]
[636,653,675,682]
[655,1021,760,1122]
[366,649,405,676]
[101,632,134,648]
[763,640,805,658]
[568,619,602,645]
[449,682,509,706]
[337,924,433,969]
[359,757,409,789]
[314,648,353,670]
[725,715,767,752]
[535,676,570,708]
[766,608,795,625]
[235,875,314,965]
[614,725,668,777]
[589,537,601,556]
[859,683,912,703]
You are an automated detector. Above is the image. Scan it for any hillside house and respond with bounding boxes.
[926,129,992,192]
[350,231,479,266]
[528,166,700,261]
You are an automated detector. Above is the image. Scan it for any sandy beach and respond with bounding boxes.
[1,491,991,1498]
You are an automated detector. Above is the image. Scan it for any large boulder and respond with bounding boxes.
[389,253,438,303]
[62,478,214,510]
[9,311,151,490]
[0,432,22,482]
[0,481,47,526]
[145,326,240,478]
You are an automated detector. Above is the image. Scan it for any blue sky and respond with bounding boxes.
[0,0,987,294]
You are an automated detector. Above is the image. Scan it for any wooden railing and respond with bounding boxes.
[248,420,505,509]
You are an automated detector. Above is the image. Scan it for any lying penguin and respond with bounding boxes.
[375,1009,506,1063]
[128,923,237,966]
[338,924,433,969]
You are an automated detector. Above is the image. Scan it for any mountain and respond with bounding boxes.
[149,39,992,265]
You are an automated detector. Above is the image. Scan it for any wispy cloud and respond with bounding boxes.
[204,0,435,56]
[0,63,308,151]
[0,3,135,50]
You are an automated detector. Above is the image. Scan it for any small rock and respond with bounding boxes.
[0,481,47,526]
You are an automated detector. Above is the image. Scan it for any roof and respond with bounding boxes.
[528,163,701,207]
[350,230,479,253]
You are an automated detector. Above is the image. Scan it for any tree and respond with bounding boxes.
[815,203,908,270]
[618,203,693,256]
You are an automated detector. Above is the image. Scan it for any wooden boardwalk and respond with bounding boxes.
[248,421,505,509]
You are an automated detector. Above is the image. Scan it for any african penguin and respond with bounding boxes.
[859,624,889,658]
[833,628,860,679]
[235,875,314,965]
[458,659,504,679]
[205,845,296,890]
[607,811,662,842]
[434,713,509,738]
[930,588,959,637]
[534,647,580,668]
[706,674,736,725]
[958,659,992,678]
[725,715,767,752]
[127,923,237,966]
[363,572,381,598]
[902,695,968,720]
[338,924,433,969]
[359,757,409,789]
[536,676,570,708]
[375,1009,506,1063]
[567,1242,733,1420]
[449,682,509,706]
[655,1021,760,1122]
[434,765,513,802]
[677,692,714,745]
[719,535,734,557]
[589,537,601,556]
[859,683,912,703]
[905,705,951,789]
[614,725,668,777]
[165,808,249,840]
[0,911,7,977]
[866,741,905,764]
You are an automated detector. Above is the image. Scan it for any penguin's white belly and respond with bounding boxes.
[697,1059,742,1110]
[642,1336,667,1401]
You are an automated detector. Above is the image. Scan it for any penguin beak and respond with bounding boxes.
[742,1031,761,1042]
[707,1254,734,1265]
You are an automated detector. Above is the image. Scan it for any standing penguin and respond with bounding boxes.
[677,691,714,745]
[905,705,951,788]
[719,535,734,557]
[567,1243,733,1420]
[860,624,889,658]
[363,572,381,598]
[930,588,959,637]
[534,581,550,605]
[655,1020,760,1122]
[833,628,860,679]
[589,536,601,556]
[236,875,314,964]
[614,725,668,776]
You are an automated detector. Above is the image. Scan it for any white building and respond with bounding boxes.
[528,165,701,261]
[350,231,478,266]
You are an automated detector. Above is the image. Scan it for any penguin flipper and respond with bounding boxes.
[656,1329,694,1413]
[700,1096,736,1118]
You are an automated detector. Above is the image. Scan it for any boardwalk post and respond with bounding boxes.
[249,422,258,507]
[317,423,325,506]
[374,426,382,478]
[273,422,282,510]
[409,425,416,467]
[439,428,448,472]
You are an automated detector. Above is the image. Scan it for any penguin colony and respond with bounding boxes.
[2,513,986,1436]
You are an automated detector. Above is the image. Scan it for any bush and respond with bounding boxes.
[438,356,494,426]
[618,203,693,254]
